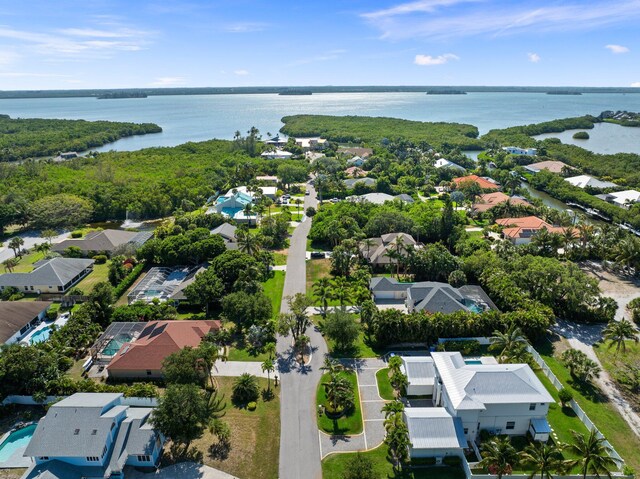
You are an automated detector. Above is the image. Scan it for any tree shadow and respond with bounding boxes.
[208,441,231,461]
[567,377,608,404]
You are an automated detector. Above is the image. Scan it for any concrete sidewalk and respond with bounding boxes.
[214,361,269,378]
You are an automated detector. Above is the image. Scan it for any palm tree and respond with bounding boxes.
[34,242,51,259]
[384,411,411,470]
[197,341,222,390]
[381,400,404,418]
[562,226,577,258]
[602,319,638,354]
[518,442,566,479]
[479,436,518,479]
[360,238,377,262]
[313,278,332,318]
[3,257,18,273]
[613,236,640,272]
[490,324,529,363]
[262,358,275,391]
[564,429,621,479]
[243,203,254,225]
[8,237,24,258]
[236,229,262,256]
[330,277,352,310]
[504,171,521,196]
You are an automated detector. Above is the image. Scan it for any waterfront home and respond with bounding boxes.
[369,277,496,314]
[565,175,617,190]
[208,190,255,224]
[496,216,573,245]
[596,189,640,209]
[23,393,165,479]
[434,158,466,171]
[264,135,287,147]
[0,257,94,294]
[106,320,220,379]
[343,177,376,189]
[220,185,277,200]
[503,146,537,156]
[52,229,152,257]
[401,352,553,453]
[295,137,327,150]
[359,233,419,269]
[453,175,500,190]
[0,301,52,344]
[524,160,571,174]
[261,149,293,159]
[210,223,238,249]
[471,192,531,214]
[338,146,373,158]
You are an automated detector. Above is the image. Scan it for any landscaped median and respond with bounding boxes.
[316,369,363,436]
[375,367,395,400]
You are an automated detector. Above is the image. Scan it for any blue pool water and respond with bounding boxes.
[0,424,37,463]
[102,334,133,356]
[29,327,51,344]
[465,360,483,365]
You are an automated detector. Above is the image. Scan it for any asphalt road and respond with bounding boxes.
[277,182,328,479]
[0,230,71,263]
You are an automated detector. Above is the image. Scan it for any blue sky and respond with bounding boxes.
[0,0,639,89]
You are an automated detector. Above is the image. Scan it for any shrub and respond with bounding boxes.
[443,456,461,466]
[112,262,145,299]
[437,339,481,355]
[232,373,260,404]
[558,388,573,407]
[572,131,590,139]
[342,452,376,479]
[70,230,83,238]
[92,254,108,264]
[247,401,257,411]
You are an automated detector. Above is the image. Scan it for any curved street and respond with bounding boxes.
[277,182,328,479]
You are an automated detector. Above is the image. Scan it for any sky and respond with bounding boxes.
[0,0,639,90]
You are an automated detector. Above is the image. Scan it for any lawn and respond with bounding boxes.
[536,337,640,471]
[327,329,382,359]
[376,368,396,400]
[191,377,280,479]
[317,370,363,435]
[263,270,285,316]
[593,340,640,410]
[306,258,337,305]
[322,444,465,479]
[272,252,287,266]
[7,250,48,273]
[226,344,271,362]
[74,261,109,292]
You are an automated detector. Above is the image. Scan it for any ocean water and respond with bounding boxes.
[1,92,640,152]
[533,121,640,155]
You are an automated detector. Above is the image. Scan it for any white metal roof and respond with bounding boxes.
[402,356,435,386]
[404,408,467,449]
[565,175,617,189]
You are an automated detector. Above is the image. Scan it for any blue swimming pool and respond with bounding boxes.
[29,326,52,344]
[0,424,37,463]
[465,360,483,365]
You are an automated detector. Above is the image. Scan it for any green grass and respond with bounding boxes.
[273,252,287,266]
[593,340,640,410]
[327,329,382,359]
[322,444,465,479]
[376,368,395,400]
[263,271,285,317]
[317,371,363,435]
[536,338,640,471]
[226,345,271,362]
[75,261,109,292]
[7,250,47,273]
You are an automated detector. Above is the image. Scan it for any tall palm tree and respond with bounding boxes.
[564,429,620,479]
[3,257,18,273]
[490,324,529,363]
[384,411,411,471]
[479,436,518,479]
[236,229,262,256]
[562,226,577,258]
[504,171,521,196]
[243,203,254,225]
[330,277,352,310]
[8,237,24,258]
[262,358,275,391]
[360,238,377,261]
[613,236,640,272]
[602,319,638,354]
[518,442,566,479]
[381,400,404,418]
[313,278,332,318]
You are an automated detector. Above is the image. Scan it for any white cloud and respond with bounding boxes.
[234,69,249,76]
[224,22,268,33]
[527,52,541,63]
[149,76,186,87]
[362,1,640,40]
[631,82,640,87]
[605,44,629,53]
[414,53,459,65]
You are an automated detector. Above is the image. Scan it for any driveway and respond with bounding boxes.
[0,230,70,263]
[277,181,328,479]
[214,361,269,378]
[126,462,238,479]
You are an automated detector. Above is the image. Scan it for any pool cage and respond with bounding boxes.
[126,266,194,304]
[90,321,146,362]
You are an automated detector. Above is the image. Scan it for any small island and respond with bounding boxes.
[279,89,312,96]
[573,131,590,139]
[97,91,148,99]
[546,91,582,95]
[426,90,467,95]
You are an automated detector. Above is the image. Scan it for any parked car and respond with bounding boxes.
[310,251,325,259]
[305,191,310,196]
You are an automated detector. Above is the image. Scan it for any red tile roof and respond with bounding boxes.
[106,320,220,373]
[472,192,530,213]
[496,216,570,240]
[453,175,500,190]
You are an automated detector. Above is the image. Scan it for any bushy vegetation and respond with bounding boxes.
[0,115,161,162]
[280,114,483,149]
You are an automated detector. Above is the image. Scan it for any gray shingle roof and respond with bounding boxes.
[52,229,145,254]
[0,301,51,343]
[370,276,408,292]
[343,177,375,188]
[0,258,94,288]
[409,282,467,314]
[211,223,238,242]
[404,408,467,449]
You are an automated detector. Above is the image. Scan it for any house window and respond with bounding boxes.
[57,286,63,292]
[137,455,151,462]
[146,370,152,376]
[86,456,100,462]
[30,286,34,291]
[506,421,515,430]
[529,403,536,411]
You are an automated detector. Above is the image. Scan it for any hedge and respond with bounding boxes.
[113,262,145,299]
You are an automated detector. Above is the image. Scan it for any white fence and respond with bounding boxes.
[2,395,157,407]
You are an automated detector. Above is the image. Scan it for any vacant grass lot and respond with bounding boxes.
[322,444,465,479]
[192,377,280,479]
[263,270,285,316]
[594,340,640,410]
[536,337,640,471]
[317,371,363,436]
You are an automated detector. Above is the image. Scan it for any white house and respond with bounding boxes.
[261,149,293,159]
[295,137,327,150]
[434,158,466,171]
[404,408,467,461]
[221,185,277,200]
[402,356,436,396]
[0,301,52,345]
[565,175,617,190]
[503,146,537,156]
[24,393,165,479]
[596,189,640,209]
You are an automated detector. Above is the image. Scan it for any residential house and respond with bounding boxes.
[596,189,640,209]
[453,175,500,190]
[210,223,238,250]
[55,151,79,161]
[295,137,327,150]
[346,156,365,167]
[264,135,287,147]
[208,190,255,224]
[404,408,467,461]
[127,266,205,304]
[523,160,571,174]
[565,175,617,190]
[23,392,165,479]
[471,192,530,214]
[395,193,415,203]
[434,158,466,172]
[346,192,412,205]
[255,175,279,184]
[0,301,52,344]
[496,216,570,245]
[0,257,94,294]
[221,185,277,200]
[344,166,366,178]
[370,277,496,313]
[343,177,376,189]
[502,146,537,156]
[106,320,220,379]
[260,149,293,160]
[360,233,418,269]
[338,147,373,158]
[52,229,152,256]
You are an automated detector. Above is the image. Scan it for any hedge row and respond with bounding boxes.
[113,262,145,299]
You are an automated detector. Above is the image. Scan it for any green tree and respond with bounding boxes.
[28,193,93,229]
[41,229,57,244]
[236,229,262,256]
[3,257,18,273]
[86,282,114,327]
[232,373,260,404]
[162,347,209,387]
[183,268,224,316]
[324,310,360,351]
[518,442,566,479]
[221,291,272,330]
[384,410,411,470]
[313,278,333,318]
[561,349,601,383]
[564,429,621,479]
[322,368,354,413]
[381,400,404,418]
[8,237,24,258]
[602,319,638,354]
[151,383,210,455]
[479,436,518,479]
[262,358,275,391]
[490,324,529,363]
[330,276,353,309]
[341,453,376,479]
[277,294,313,343]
